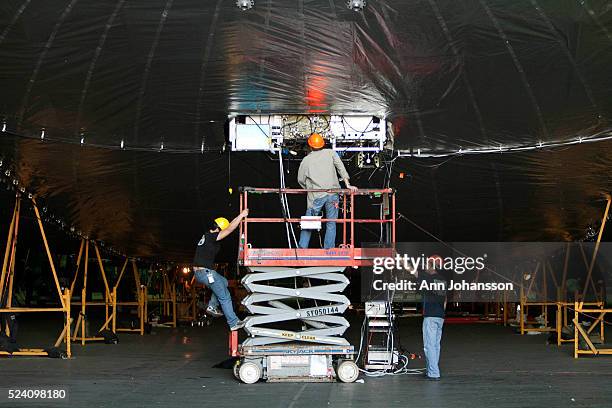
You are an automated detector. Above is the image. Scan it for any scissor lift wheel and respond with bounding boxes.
[239,361,262,384]
[233,360,241,380]
[337,360,359,383]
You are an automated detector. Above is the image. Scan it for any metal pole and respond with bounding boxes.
[32,199,65,307]
[6,199,20,308]
[244,191,249,258]
[391,191,396,244]
[350,193,354,250]
[93,242,111,300]
[70,239,85,298]
[0,196,18,300]
[65,288,71,358]
[342,193,347,246]
[82,240,89,344]
[114,258,129,291]
[112,286,117,333]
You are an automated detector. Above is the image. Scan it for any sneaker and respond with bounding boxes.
[206,306,223,317]
[230,320,245,331]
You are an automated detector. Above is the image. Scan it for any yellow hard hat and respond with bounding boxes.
[307,133,325,149]
[214,217,230,230]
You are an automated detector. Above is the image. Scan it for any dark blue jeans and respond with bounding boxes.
[299,193,339,249]
[193,267,239,327]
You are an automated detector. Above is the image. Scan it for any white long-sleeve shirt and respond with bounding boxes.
[297,149,350,208]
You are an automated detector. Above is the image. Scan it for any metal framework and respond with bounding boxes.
[519,196,611,348]
[176,274,198,324]
[70,239,115,344]
[112,259,146,335]
[572,195,611,358]
[146,270,177,328]
[0,195,72,358]
[573,302,609,358]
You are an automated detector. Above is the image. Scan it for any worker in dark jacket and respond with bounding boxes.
[193,209,248,331]
[416,255,447,380]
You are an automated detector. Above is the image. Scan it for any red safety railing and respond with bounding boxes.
[238,187,395,267]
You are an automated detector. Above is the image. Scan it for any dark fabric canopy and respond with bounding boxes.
[0,0,611,261]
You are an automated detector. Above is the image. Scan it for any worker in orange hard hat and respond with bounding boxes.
[192,209,249,331]
[307,132,325,149]
[298,133,357,249]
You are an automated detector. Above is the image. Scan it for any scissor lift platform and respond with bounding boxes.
[231,188,395,383]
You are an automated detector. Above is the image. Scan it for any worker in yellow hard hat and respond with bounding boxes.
[298,133,357,249]
[192,208,249,331]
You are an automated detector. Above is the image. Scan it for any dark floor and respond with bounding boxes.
[1,314,612,408]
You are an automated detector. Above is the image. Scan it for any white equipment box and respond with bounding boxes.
[228,114,388,152]
[300,215,322,230]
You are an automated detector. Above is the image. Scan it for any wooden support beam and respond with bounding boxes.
[574,317,597,354]
[32,199,64,308]
[70,239,85,297]
[93,242,111,300]
[0,196,18,301]
[114,258,129,289]
[6,199,20,310]
[580,195,611,304]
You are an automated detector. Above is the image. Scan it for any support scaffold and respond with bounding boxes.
[0,194,71,358]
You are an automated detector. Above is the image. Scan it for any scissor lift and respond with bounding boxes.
[230,187,395,383]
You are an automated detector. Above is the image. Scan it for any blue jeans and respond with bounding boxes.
[423,317,444,378]
[299,194,339,249]
[194,268,239,327]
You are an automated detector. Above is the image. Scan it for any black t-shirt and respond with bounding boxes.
[193,231,220,269]
[420,272,447,318]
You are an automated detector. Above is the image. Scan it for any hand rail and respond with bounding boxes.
[238,187,396,265]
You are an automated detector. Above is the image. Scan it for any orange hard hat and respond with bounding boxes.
[307,133,325,149]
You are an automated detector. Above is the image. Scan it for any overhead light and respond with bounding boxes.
[347,0,366,11]
[236,0,254,10]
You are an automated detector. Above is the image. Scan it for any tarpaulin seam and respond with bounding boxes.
[17,0,79,127]
[75,0,127,138]
[367,5,426,142]
[327,0,338,19]
[578,0,612,44]
[431,166,444,238]
[194,0,223,145]
[529,0,603,122]
[427,0,488,140]
[194,0,224,231]
[478,0,550,141]
[256,0,273,112]
[133,0,175,143]
[0,0,32,47]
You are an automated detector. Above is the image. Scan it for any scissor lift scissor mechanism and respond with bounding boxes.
[234,265,358,383]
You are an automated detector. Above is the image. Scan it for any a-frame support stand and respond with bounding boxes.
[112,259,146,335]
[0,195,71,358]
[70,238,114,344]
